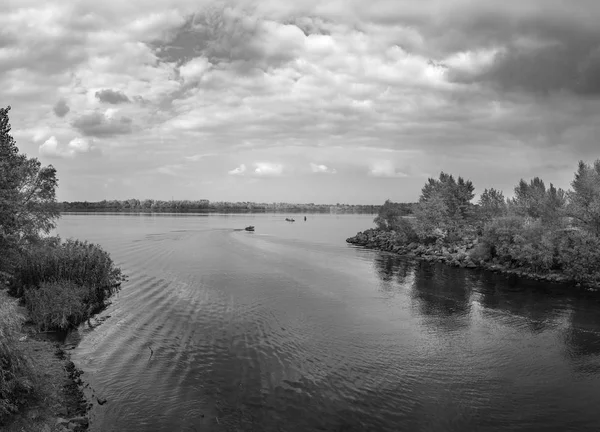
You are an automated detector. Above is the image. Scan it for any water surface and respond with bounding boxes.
[56,213,600,431]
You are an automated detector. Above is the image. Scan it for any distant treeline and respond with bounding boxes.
[58,200,416,214]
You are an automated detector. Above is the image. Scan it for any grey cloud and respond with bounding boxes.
[53,99,70,117]
[72,112,133,137]
[95,89,131,104]
[150,8,305,73]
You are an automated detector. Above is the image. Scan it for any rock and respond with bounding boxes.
[56,418,70,427]
[70,416,89,426]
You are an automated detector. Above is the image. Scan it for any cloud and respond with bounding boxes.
[72,111,133,137]
[39,136,101,159]
[3,0,600,203]
[53,99,70,117]
[95,89,131,104]
[253,162,284,176]
[368,161,408,178]
[184,152,217,161]
[310,163,336,174]
[228,164,246,175]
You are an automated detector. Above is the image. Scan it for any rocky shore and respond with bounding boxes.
[346,228,583,287]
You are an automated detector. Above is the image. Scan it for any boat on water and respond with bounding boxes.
[245,226,255,231]
[285,218,295,222]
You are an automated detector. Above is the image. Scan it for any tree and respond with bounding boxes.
[567,160,600,236]
[412,192,449,242]
[373,199,410,231]
[0,106,59,254]
[478,188,506,221]
[415,172,475,240]
[510,177,566,224]
[419,172,475,220]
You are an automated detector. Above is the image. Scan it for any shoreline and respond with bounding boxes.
[346,228,599,293]
[1,288,94,432]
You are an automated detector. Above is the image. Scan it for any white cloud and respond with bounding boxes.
[253,162,284,176]
[39,136,99,159]
[179,57,211,84]
[310,163,336,174]
[368,161,408,178]
[228,164,246,175]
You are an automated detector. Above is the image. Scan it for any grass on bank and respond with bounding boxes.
[8,237,126,331]
[0,291,35,424]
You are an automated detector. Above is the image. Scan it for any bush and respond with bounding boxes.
[556,230,600,286]
[392,217,419,244]
[10,238,124,308]
[8,237,125,329]
[24,281,87,331]
[0,292,35,424]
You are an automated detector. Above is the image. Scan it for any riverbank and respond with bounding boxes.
[346,228,598,290]
[1,288,92,432]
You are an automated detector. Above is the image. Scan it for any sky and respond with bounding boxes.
[2,0,600,204]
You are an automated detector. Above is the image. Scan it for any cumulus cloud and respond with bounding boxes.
[72,111,133,137]
[53,99,70,117]
[39,136,100,159]
[3,0,600,202]
[253,162,284,176]
[310,163,336,174]
[228,164,246,175]
[95,89,131,104]
[368,161,408,178]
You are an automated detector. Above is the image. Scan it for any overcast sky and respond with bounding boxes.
[2,0,600,204]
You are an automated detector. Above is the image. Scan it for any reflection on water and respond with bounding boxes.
[54,214,600,432]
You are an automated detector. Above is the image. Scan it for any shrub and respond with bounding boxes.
[556,230,600,286]
[392,217,419,244]
[0,292,35,424]
[481,216,526,260]
[10,237,125,311]
[23,281,87,331]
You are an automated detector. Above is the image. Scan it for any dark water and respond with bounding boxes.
[55,213,600,432]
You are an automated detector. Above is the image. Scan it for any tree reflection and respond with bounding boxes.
[372,252,416,296]
[564,299,600,364]
[468,270,565,333]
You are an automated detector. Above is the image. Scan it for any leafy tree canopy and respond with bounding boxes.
[0,106,59,255]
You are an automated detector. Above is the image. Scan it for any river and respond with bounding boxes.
[55,213,600,432]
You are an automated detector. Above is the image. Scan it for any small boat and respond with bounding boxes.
[285,218,295,222]
[245,226,255,231]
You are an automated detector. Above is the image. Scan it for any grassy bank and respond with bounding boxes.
[0,238,125,430]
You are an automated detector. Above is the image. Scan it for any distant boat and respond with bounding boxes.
[285,218,295,222]
[245,226,255,231]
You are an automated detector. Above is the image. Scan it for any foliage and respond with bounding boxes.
[555,230,600,285]
[478,188,506,222]
[509,177,566,224]
[373,200,413,231]
[9,238,126,325]
[420,172,475,220]
[0,292,34,424]
[24,281,87,331]
[481,216,526,260]
[412,192,450,242]
[567,160,600,236]
[0,106,59,253]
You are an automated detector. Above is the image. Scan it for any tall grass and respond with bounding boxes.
[9,237,126,329]
[0,291,34,424]
[24,281,87,331]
